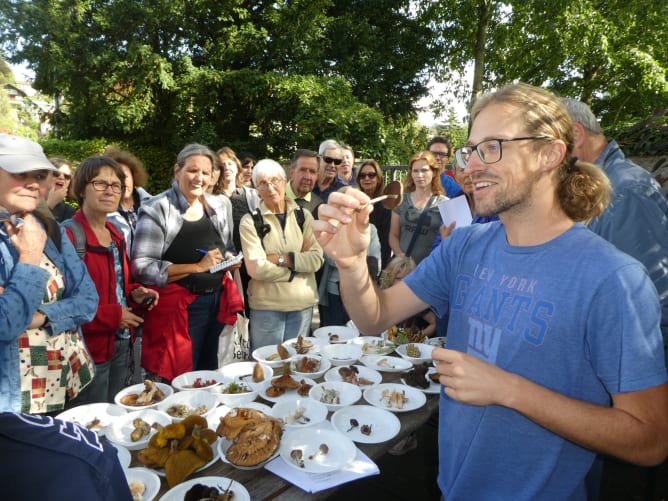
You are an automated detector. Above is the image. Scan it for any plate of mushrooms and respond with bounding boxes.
[330,405,401,444]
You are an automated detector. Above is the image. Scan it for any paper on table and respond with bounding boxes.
[438,195,472,229]
[264,422,380,494]
[264,448,379,494]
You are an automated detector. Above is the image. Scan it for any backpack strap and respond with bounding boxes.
[61,219,87,258]
[295,206,305,233]
[251,209,271,249]
[252,207,306,249]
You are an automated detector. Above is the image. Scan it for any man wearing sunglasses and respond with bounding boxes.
[313,139,346,202]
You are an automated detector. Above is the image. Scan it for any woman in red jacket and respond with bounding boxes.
[65,156,158,403]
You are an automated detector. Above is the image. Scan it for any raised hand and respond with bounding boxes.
[5,213,47,266]
[312,189,372,268]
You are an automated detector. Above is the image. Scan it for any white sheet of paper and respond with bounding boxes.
[264,422,380,493]
[438,195,472,229]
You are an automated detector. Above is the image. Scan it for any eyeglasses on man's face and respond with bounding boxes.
[454,136,550,170]
[89,180,123,194]
[256,177,285,190]
[322,156,343,166]
[430,151,450,158]
[358,171,377,179]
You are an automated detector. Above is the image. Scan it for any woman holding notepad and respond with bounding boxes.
[131,143,242,381]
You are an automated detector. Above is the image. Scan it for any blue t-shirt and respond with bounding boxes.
[404,222,666,500]
[0,412,132,500]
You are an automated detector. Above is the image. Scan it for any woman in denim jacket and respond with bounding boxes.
[0,134,98,413]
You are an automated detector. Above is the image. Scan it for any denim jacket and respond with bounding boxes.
[0,225,98,411]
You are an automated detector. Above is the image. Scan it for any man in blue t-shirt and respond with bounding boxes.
[313,83,668,500]
[0,412,132,500]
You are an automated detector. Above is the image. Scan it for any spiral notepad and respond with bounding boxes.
[209,253,244,273]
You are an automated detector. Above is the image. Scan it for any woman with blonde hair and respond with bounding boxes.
[389,151,447,264]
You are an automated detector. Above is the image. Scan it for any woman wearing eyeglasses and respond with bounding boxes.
[357,160,392,272]
[66,156,159,403]
[239,159,324,350]
[131,144,241,382]
[46,157,76,222]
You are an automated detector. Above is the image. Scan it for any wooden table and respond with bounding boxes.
[136,366,440,500]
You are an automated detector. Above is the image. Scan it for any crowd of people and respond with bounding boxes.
[0,81,667,499]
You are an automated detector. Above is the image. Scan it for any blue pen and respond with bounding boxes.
[195,248,208,255]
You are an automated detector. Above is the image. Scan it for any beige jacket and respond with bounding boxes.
[240,198,324,311]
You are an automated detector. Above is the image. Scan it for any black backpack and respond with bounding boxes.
[251,206,305,249]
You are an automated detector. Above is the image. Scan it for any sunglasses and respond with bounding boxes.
[322,156,343,166]
[431,151,450,158]
[358,172,377,179]
[53,171,72,180]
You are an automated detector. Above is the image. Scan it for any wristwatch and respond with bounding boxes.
[277,255,285,267]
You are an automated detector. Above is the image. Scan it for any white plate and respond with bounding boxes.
[348,336,396,356]
[363,383,427,413]
[401,366,442,394]
[331,405,401,444]
[154,438,221,477]
[395,343,435,365]
[272,397,328,429]
[308,381,362,412]
[359,354,412,373]
[320,343,363,366]
[211,379,259,407]
[156,389,218,421]
[114,443,131,469]
[160,476,250,501]
[312,325,359,344]
[217,435,280,470]
[218,361,273,391]
[259,376,316,404]
[279,427,357,473]
[283,336,326,355]
[206,402,273,430]
[114,382,173,411]
[427,336,447,348]
[171,370,225,392]
[56,402,127,436]
[290,354,331,380]
[124,467,161,501]
[323,364,382,387]
[252,344,296,368]
[106,409,172,451]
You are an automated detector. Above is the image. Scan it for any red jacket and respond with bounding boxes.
[66,211,141,364]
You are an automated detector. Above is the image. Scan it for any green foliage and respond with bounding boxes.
[422,0,667,127]
[39,137,175,193]
[605,110,668,156]
[0,0,438,166]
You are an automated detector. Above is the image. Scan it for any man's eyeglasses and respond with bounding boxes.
[89,180,123,194]
[430,151,450,158]
[322,156,343,166]
[454,136,550,170]
[54,171,72,180]
[358,172,377,179]
[256,177,285,190]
